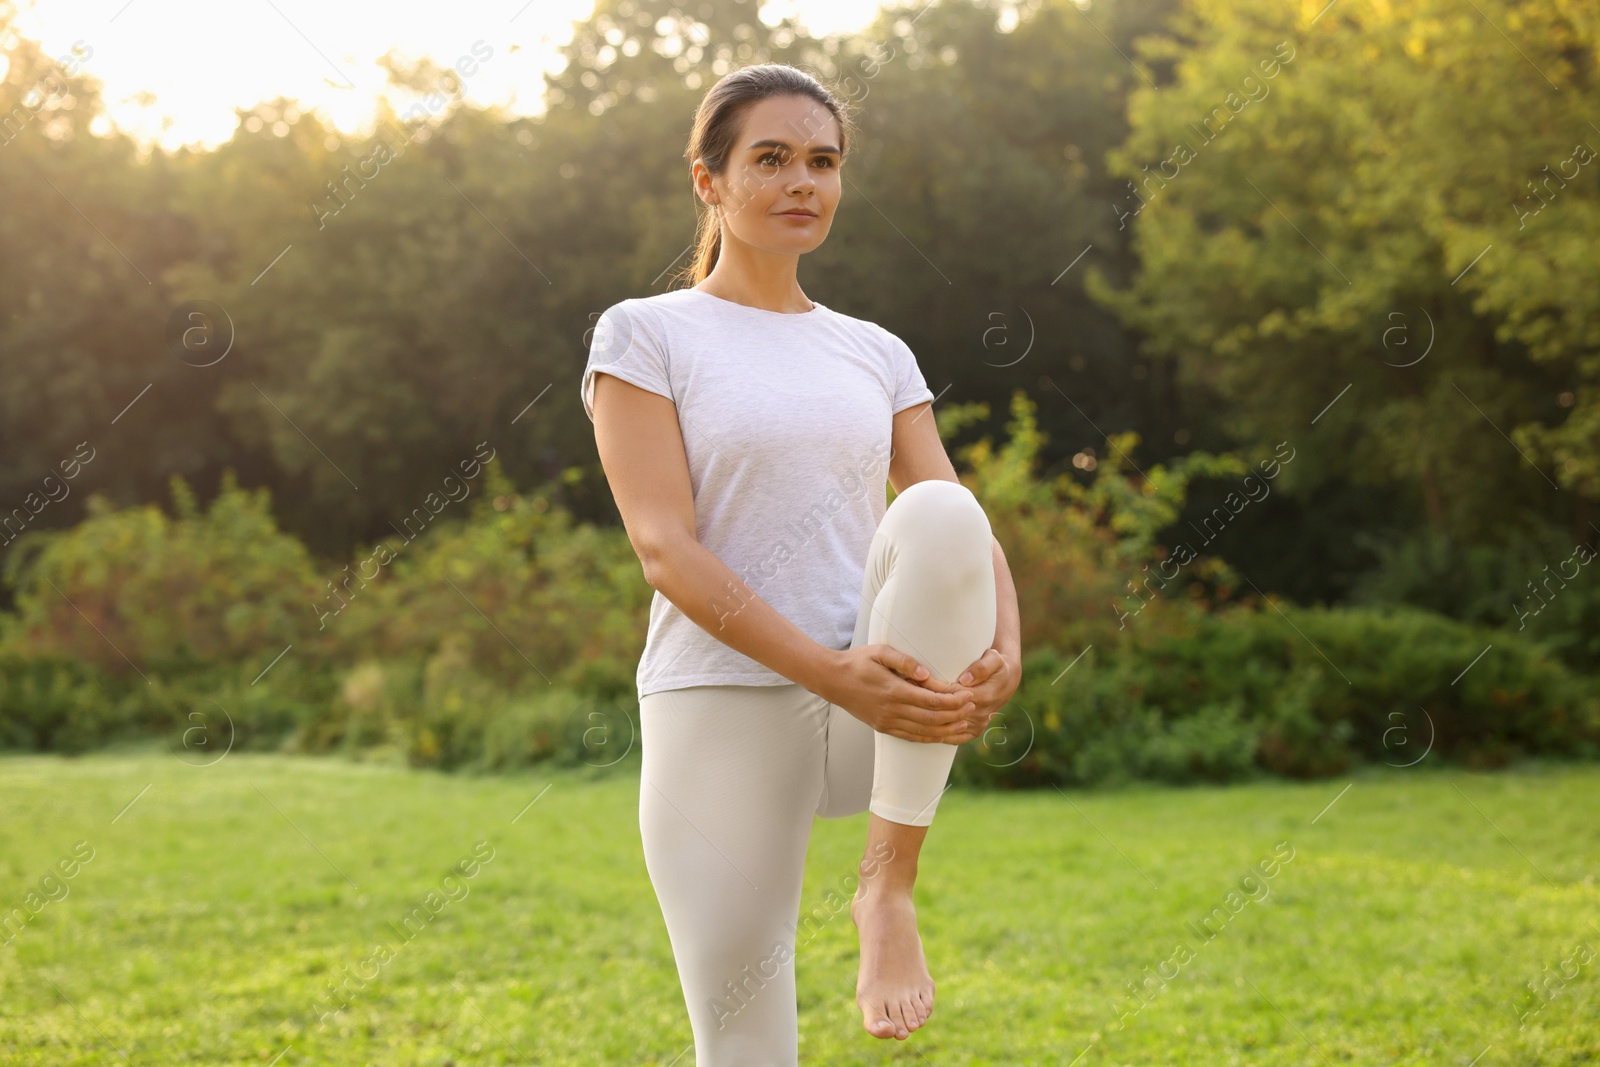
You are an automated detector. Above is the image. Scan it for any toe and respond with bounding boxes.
[860,999,895,1039]
[887,999,911,1039]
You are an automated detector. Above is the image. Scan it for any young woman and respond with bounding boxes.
[581,63,1022,1065]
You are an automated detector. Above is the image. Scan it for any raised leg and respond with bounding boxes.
[813,478,998,1041]
[813,479,997,823]
[858,479,997,826]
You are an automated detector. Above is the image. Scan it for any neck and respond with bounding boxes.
[698,243,811,313]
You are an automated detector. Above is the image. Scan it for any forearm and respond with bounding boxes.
[641,533,842,697]
[991,534,1021,661]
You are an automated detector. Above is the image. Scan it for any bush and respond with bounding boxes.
[0,471,322,675]
[291,646,637,774]
[2,399,1595,789]
[0,647,338,757]
[304,461,650,697]
[1350,525,1600,673]
[0,652,120,753]
[953,600,1600,789]
[947,391,1248,656]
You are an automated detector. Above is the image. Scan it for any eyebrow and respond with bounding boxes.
[746,139,842,156]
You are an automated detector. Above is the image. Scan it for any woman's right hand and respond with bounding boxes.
[816,645,982,745]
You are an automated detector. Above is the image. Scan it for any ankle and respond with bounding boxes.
[858,850,915,881]
[854,875,916,906]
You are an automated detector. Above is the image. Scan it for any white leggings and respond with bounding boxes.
[637,479,997,1066]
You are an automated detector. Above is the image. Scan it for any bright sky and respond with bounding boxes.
[5,0,889,152]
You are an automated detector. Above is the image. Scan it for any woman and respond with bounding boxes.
[581,63,1022,1065]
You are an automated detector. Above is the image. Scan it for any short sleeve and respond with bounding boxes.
[883,328,935,414]
[582,300,673,423]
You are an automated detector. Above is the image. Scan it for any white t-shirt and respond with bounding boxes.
[581,286,935,699]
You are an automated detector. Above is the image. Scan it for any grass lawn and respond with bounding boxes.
[1,746,1597,1065]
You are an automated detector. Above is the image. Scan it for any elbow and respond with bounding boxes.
[639,551,667,591]
[636,541,666,590]
[634,530,689,590]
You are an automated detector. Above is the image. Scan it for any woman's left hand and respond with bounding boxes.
[939,647,1020,742]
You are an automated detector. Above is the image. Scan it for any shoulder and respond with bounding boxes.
[817,304,907,352]
[831,309,917,369]
[605,288,698,320]
[599,291,671,326]
[593,292,693,358]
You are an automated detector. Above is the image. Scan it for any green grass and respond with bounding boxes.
[1,746,1597,1065]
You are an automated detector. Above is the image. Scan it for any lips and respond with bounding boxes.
[777,209,817,217]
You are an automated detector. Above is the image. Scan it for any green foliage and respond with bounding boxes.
[306,652,635,774]
[5,0,1598,665]
[0,471,342,756]
[1,394,1593,794]
[4,0,1598,776]
[953,389,1248,652]
[3,0,1181,553]
[1349,525,1600,672]
[0,471,321,674]
[956,601,1600,789]
[0,649,336,757]
[308,461,652,698]
[0,652,117,754]
[1088,0,1600,542]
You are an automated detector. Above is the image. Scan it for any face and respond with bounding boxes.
[693,93,843,256]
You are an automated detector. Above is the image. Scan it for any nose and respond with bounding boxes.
[786,162,815,192]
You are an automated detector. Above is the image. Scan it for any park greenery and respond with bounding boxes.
[2,0,1598,780]
[1,753,1597,1063]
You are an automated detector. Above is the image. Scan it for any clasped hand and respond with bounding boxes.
[824,644,1019,745]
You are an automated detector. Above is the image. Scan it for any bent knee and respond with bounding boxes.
[886,480,992,558]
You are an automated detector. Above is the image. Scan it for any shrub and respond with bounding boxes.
[949,390,1249,655]
[305,461,649,697]
[292,647,637,774]
[0,652,120,753]
[1350,525,1600,673]
[0,471,322,675]
[953,600,1600,789]
[0,647,337,757]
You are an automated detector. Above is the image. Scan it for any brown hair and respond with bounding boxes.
[672,63,856,289]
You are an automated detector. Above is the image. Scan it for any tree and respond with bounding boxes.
[1088,0,1598,553]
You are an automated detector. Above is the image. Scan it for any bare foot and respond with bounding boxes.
[850,887,934,1040]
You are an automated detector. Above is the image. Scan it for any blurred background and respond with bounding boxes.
[3,0,1599,1062]
[3,0,1596,776]
[3,0,1600,777]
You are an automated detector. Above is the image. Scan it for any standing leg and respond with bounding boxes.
[638,682,828,1067]
[845,479,997,1040]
